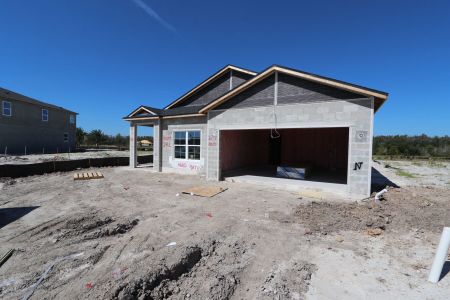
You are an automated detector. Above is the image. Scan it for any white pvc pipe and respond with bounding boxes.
[374,189,388,203]
[428,227,450,283]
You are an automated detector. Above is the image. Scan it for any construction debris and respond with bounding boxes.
[0,249,14,268]
[73,172,104,180]
[365,228,384,236]
[22,252,84,300]
[335,235,345,242]
[182,185,227,197]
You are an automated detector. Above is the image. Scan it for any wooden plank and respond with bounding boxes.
[73,171,104,180]
[182,186,227,197]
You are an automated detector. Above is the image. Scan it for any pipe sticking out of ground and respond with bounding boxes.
[428,227,450,283]
[374,189,388,203]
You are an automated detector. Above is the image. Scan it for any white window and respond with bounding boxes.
[42,109,48,121]
[63,132,69,142]
[174,131,201,160]
[69,114,75,124]
[2,101,11,116]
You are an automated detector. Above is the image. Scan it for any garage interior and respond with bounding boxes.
[220,127,349,188]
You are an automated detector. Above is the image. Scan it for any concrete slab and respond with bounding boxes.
[224,174,349,199]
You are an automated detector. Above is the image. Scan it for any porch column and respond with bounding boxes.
[130,123,137,168]
[153,119,162,172]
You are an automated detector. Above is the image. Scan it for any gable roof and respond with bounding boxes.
[163,65,257,109]
[126,105,162,117]
[0,87,77,114]
[199,65,388,113]
[124,104,205,120]
[124,64,389,121]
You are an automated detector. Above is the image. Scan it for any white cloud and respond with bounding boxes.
[131,0,176,32]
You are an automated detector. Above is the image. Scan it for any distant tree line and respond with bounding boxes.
[373,135,450,158]
[76,128,153,148]
[76,129,449,157]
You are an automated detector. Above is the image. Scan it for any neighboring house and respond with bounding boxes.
[139,140,152,147]
[0,87,77,154]
[124,65,388,198]
[138,139,152,147]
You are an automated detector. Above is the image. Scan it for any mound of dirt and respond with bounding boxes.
[294,186,449,234]
[85,219,139,240]
[261,261,317,299]
[12,214,139,244]
[111,239,250,300]
[65,215,114,233]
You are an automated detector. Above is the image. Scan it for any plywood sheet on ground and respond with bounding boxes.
[182,186,227,197]
[73,172,104,180]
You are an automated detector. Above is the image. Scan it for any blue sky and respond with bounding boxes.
[1,0,449,136]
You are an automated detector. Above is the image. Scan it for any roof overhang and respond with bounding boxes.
[123,113,205,122]
[199,66,389,113]
[164,65,257,110]
[125,106,160,119]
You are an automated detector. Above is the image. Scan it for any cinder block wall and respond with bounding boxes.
[207,98,373,198]
[160,116,208,175]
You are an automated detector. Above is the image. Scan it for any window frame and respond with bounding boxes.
[2,101,12,116]
[63,132,69,143]
[69,114,75,124]
[172,130,201,161]
[42,109,49,122]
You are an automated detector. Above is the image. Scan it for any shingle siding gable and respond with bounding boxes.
[176,71,232,107]
[214,74,276,110]
[213,72,364,110]
[277,73,362,104]
[231,72,254,88]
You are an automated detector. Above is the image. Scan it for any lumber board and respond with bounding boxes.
[73,171,104,180]
[182,185,227,197]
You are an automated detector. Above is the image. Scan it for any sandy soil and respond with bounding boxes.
[0,150,151,165]
[373,159,450,188]
[0,161,449,299]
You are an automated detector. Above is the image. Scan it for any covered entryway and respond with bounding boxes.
[129,123,155,169]
[219,127,349,193]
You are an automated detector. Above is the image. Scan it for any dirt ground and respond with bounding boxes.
[0,150,151,165]
[0,160,449,299]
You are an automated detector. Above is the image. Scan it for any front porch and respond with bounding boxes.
[129,119,160,170]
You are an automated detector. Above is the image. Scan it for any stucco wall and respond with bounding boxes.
[0,98,76,154]
[207,98,373,198]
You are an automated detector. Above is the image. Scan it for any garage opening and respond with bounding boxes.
[220,127,349,187]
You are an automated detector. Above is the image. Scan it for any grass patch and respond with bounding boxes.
[395,169,417,178]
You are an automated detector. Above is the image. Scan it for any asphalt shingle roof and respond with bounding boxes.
[0,87,77,114]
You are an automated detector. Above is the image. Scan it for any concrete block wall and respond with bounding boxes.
[160,116,208,175]
[207,98,373,198]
